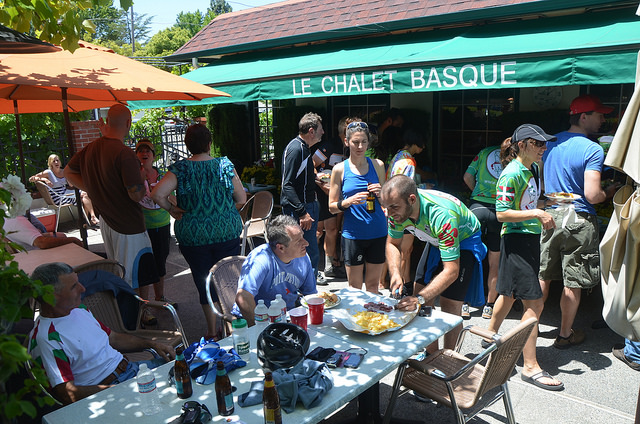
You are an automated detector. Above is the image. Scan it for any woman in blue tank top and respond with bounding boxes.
[328,121,388,293]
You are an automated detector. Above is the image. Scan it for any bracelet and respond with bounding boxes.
[337,200,347,211]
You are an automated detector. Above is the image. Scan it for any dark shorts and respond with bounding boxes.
[496,233,543,300]
[342,236,386,266]
[147,224,171,277]
[179,237,241,304]
[416,248,475,302]
[316,186,336,221]
[469,201,501,252]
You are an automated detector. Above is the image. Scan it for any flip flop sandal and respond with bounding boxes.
[521,371,564,391]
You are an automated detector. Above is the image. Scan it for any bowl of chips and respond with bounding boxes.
[332,296,417,335]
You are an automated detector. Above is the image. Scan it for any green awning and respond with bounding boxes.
[130,9,640,109]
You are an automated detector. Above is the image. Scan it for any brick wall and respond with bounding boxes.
[70,120,101,153]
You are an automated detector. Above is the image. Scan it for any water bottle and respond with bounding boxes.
[274,294,287,322]
[254,299,270,330]
[232,318,250,362]
[268,300,283,323]
[137,363,161,415]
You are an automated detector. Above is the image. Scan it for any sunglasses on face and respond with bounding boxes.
[528,139,546,148]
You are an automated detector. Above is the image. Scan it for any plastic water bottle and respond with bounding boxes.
[254,299,270,330]
[268,300,283,323]
[232,318,250,362]
[137,363,161,415]
[274,294,287,322]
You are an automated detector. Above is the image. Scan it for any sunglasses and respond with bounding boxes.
[528,139,546,148]
[347,121,369,130]
[181,401,212,423]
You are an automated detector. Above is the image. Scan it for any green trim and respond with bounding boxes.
[169,1,637,61]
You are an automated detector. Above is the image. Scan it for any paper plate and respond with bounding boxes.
[301,293,341,309]
[332,297,417,336]
[546,192,582,204]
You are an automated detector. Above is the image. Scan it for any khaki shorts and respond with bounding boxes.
[538,209,600,289]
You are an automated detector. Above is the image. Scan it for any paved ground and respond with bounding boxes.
[63,221,639,424]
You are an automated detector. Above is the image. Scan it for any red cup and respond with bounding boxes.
[307,297,325,325]
[289,307,308,330]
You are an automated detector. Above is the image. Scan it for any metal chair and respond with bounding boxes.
[76,260,188,360]
[239,191,273,255]
[205,256,246,337]
[383,317,538,424]
[35,180,77,233]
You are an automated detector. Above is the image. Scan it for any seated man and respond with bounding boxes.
[234,215,317,325]
[27,262,175,404]
[3,215,82,250]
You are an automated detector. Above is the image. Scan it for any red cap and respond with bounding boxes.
[569,95,613,115]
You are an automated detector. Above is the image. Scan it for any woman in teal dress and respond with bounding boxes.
[152,124,246,339]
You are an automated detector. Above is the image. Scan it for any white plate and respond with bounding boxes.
[546,192,582,204]
[301,293,341,309]
[332,296,418,336]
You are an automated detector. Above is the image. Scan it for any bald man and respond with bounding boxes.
[65,104,158,293]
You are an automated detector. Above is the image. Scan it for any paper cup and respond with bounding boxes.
[289,307,308,330]
[307,296,325,325]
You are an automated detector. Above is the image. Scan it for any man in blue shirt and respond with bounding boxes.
[540,94,618,349]
[234,215,317,325]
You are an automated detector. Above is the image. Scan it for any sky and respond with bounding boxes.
[132,0,283,36]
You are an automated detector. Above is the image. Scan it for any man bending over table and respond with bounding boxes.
[233,215,317,326]
[27,262,175,405]
[380,175,486,349]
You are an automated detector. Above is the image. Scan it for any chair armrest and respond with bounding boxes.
[408,344,497,383]
[134,295,189,348]
[454,324,499,352]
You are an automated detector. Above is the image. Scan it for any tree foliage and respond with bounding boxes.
[0,0,133,51]
[210,0,232,15]
[78,3,152,45]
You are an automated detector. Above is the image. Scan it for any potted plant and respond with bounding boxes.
[0,175,56,422]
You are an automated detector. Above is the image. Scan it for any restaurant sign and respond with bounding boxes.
[291,61,519,97]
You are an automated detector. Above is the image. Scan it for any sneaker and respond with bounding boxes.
[482,304,493,320]
[612,344,640,371]
[316,271,329,286]
[553,329,585,349]
[140,308,157,327]
[461,303,470,319]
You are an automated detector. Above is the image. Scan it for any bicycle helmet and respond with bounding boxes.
[257,323,310,371]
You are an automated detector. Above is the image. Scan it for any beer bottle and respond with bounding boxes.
[174,345,193,399]
[366,191,375,213]
[215,361,234,416]
[263,371,282,424]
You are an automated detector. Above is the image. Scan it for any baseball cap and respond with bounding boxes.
[135,140,155,155]
[569,94,614,115]
[511,124,557,144]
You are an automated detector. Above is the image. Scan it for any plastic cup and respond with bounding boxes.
[289,307,308,330]
[307,296,325,325]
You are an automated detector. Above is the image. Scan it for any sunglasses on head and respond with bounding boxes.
[347,121,368,130]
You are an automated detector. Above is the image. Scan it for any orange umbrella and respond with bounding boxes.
[0,41,229,114]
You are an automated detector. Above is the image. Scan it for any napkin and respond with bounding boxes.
[557,204,584,228]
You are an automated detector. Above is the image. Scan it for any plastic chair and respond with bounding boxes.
[239,191,273,255]
[35,181,76,232]
[383,317,538,424]
[76,260,188,360]
[205,256,246,337]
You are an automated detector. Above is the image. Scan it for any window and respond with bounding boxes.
[258,100,282,161]
[438,88,516,191]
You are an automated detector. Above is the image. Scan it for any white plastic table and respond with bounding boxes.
[42,288,461,424]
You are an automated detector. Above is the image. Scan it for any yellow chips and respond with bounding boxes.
[353,311,400,333]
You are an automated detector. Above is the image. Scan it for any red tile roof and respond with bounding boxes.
[173,0,544,59]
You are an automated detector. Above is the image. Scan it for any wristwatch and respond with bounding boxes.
[416,295,425,305]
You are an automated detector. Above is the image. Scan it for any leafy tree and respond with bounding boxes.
[210,0,232,15]
[143,26,192,57]
[0,0,133,51]
[79,3,152,45]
